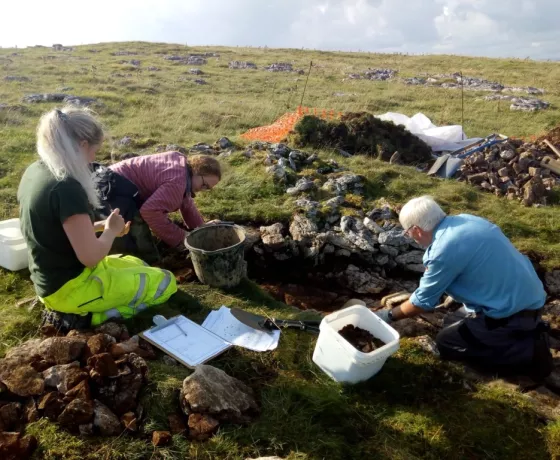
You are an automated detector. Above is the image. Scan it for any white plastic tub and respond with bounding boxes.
[312,304,400,383]
[0,219,28,271]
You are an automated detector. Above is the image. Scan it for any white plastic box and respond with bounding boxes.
[0,218,29,271]
[312,304,400,383]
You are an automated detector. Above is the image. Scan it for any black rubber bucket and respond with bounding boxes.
[185,224,247,288]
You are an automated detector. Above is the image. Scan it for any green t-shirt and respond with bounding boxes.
[18,161,94,298]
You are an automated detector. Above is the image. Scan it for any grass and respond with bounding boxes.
[1,42,560,459]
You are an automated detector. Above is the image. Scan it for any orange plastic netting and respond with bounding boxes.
[241,106,342,143]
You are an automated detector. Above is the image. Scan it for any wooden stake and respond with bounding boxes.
[543,139,560,160]
[299,61,313,108]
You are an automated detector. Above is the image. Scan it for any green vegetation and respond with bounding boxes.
[1,42,559,459]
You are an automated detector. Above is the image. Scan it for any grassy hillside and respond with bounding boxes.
[1,42,560,459]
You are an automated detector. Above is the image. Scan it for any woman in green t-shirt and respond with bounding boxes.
[18,107,177,330]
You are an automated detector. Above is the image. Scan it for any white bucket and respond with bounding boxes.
[0,218,28,271]
[312,304,400,383]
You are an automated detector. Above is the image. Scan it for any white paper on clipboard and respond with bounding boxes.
[141,316,231,368]
[202,306,280,352]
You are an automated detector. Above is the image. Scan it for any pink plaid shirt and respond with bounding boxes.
[110,151,205,247]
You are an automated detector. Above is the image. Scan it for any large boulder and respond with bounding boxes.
[180,365,258,424]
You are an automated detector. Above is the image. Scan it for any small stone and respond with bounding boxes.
[109,336,155,359]
[168,413,187,434]
[395,250,425,266]
[93,400,122,436]
[260,223,285,249]
[152,431,172,446]
[0,403,21,432]
[79,423,94,436]
[23,398,39,423]
[86,334,116,356]
[414,335,440,356]
[378,230,409,247]
[162,355,178,366]
[121,412,138,431]
[379,244,399,257]
[65,379,92,402]
[0,432,37,460]
[95,322,129,341]
[43,361,88,394]
[38,392,66,421]
[216,137,233,149]
[337,265,387,294]
[88,353,119,379]
[188,413,220,441]
[58,398,94,427]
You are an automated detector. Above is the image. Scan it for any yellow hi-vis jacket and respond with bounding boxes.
[41,255,177,326]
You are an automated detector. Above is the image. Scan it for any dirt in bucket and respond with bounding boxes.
[338,325,385,353]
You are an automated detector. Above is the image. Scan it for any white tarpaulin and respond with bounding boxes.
[376,112,482,153]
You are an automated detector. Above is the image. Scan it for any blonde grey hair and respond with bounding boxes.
[399,196,446,232]
[36,106,104,208]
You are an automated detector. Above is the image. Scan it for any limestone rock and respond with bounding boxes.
[43,361,88,393]
[86,333,117,356]
[22,398,39,423]
[95,322,130,341]
[378,230,409,247]
[88,353,119,379]
[414,335,440,356]
[58,398,94,427]
[0,402,21,432]
[338,265,387,294]
[180,365,258,424]
[168,413,187,434]
[93,400,122,436]
[188,413,220,441]
[0,432,37,460]
[340,216,378,252]
[266,164,287,182]
[322,174,364,196]
[38,337,86,364]
[395,250,425,266]
[38,391,66,420]
[109,336,155,359]
[260,223,286,249]
[4,339,42,364]
[0,360,45,397]
[379,244,399,257]
[152,431,172,446]
[121,412,138,431]
[545,270,560,296]
[289,214,318,242]
[64,379,92,402]
[286,177,316,195]
[391,318,436,338]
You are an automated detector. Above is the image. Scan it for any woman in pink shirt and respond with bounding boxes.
[110,152,221,252]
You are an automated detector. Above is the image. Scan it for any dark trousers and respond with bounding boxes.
[110,211,160,265]
[436,307,545,370]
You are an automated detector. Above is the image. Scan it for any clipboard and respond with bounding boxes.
[140,315,231,369]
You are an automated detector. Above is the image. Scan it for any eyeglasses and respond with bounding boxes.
[402,225,416,237]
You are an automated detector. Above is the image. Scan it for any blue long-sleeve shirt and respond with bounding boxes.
[409,214,546,319]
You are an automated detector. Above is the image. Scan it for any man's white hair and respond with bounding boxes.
[36,106,104,208]
[399,196,446,232]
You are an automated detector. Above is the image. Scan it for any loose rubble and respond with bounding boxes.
[481,94,550,112]
[346,68,397,81]
[265,62,304,74]
[456,137,560,206]
[0,324,151,442]
[229,61,257,69]
[4,76,31,82]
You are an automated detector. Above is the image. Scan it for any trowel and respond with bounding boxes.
[230,308,321,334]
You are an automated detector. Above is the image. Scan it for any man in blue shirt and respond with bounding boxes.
[376,196,552,379]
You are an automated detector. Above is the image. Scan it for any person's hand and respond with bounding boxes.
[375,309,392,323]
[105,208,126,236]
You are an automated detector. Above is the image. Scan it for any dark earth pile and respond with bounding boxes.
[289,112,433,164]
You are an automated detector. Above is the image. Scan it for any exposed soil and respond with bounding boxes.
[338,324,385,353]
